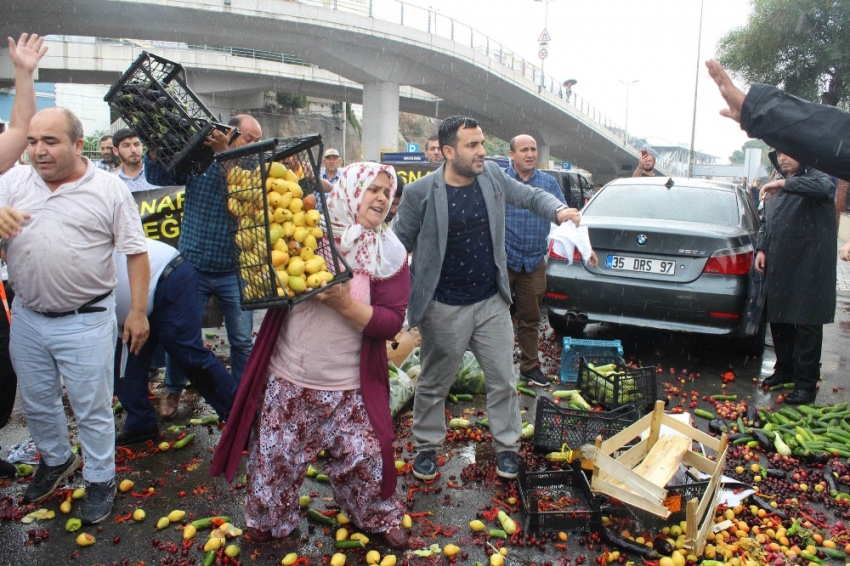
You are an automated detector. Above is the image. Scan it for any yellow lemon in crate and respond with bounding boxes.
[227,166,245,184]
[272,208,286,224]
[278,192,293,209]
[227,198,242,216]
[282,169,299,184]
[267,191,282,208]
[293,227,308,243]
[282,221,296,237]
[267,162,287,179]
[288,276,307,294]
[306,273,325,288]
[303,234,318,251]
[284,180,303,198]
[289,198,304,214]
[287,257,305,276]
[308,227,324,239]
[316,271,334,284]
[269,223,284,244]
[271,250,289,268]
[299,247,315,261]
[304,258,324,275]
[273,239,289,253]
[292,212,306,227]
[305,209,321,227]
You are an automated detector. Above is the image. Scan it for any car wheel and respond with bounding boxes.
[548,314,587,337]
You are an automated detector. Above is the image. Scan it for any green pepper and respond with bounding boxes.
[65,518,82,532]
[306,508,337,526]
[334,540,365,549]
[693,409,714,419]
[203,549,216,566]
[172,433,195,449]
[190,516,231,530]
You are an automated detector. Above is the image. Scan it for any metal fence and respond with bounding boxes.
[296,0,640,152]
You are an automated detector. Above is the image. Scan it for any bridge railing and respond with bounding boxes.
[296,0,642,154]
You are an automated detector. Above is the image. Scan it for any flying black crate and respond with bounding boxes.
[104,51,227,175]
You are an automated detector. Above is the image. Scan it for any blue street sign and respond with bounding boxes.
[563,161,572,170]
[406,142,420,153]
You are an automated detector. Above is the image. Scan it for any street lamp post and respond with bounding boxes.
[687,0,705,178]
[534,0,555,91]
[618,79,639,147]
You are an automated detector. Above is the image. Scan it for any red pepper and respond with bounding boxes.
[292,558,310,566]
[407,511,433,518]
[210,517,226,528]
[113,512,134,523]
[130,490,157,498]
[446,481,463,489]
[315,509,338,517]
[406,487,418,500]
[114,466,132,473]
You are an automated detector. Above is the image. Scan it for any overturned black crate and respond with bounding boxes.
[533,397,640,455]
[215,134,351,310]
[626,471,710,534]
[517,462,601,534]
[104,51,227,175]
[577,357,657,411]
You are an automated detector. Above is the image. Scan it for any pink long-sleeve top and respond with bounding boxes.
[210,263,410,500]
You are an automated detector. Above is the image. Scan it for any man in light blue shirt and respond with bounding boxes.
[112,129,160,193]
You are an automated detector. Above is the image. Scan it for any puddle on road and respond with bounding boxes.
[454,442,497,466]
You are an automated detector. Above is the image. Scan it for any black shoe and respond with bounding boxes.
[412,450,437,480]
[521,367,550,387]
[79,478,116,525]
[23,453,81,503]
[496,451,519,479]
[0,459,16,479]
[762,371,792,388]
[784,389,817,405]
[148,368,161,382]
[116,427,159,446]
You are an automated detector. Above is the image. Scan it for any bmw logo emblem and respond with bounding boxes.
[636,234,648,246]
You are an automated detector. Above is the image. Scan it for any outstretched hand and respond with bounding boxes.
[705,59,745,124]
[8,33,47,75]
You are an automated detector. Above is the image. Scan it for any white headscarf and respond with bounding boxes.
[325,163,407,280]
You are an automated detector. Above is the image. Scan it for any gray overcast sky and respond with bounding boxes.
[405,0,753,162]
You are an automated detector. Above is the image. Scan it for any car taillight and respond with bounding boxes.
[547,240,585,263]
[548,240,567,260]
[703,245,753,276]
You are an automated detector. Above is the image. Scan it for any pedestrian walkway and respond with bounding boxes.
[837,242,850,292]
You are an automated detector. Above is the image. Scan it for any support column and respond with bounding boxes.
[537,142,551,169]
[362,80,399,161]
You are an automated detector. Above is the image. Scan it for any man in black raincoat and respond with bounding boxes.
[758,150,836,404]
[706,60,849,183]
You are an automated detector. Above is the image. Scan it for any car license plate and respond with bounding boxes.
[605,254,676,275]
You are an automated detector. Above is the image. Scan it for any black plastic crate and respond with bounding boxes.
[577,357,657,410]
[533,397,640,455]
[517,462,601,533]
[104,51,226,175]
[627,471,709,534]
[215,134,351,310]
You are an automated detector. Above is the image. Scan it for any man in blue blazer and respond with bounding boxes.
[394,116,580,480]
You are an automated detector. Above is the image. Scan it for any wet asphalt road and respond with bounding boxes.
[1,293,850,566]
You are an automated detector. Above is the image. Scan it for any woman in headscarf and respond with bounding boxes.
[211,163,410,549]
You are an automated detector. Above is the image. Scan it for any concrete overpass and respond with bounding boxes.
[0,38,441,121]
[1,0,663,182]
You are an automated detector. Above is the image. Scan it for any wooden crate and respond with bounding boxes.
[590,400,728,556]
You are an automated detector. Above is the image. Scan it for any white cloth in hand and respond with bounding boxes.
[548,220,592,265]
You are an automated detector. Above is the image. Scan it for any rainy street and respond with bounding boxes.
[0,256,848,566]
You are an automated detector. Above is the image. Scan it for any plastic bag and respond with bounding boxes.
[400,347,420,373]
[450,350,486,394]
[389,362,415,417]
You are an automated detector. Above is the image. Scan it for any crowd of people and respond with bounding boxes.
[0,29,850,549]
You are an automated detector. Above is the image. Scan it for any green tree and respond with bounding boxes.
[275,92,308,112]
[717,0,849,107]
[729,149,745,164]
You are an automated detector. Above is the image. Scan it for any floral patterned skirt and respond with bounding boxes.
[244,373,404,538]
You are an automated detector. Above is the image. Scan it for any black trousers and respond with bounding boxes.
[770,322,823,391]
[0,285,16,429]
